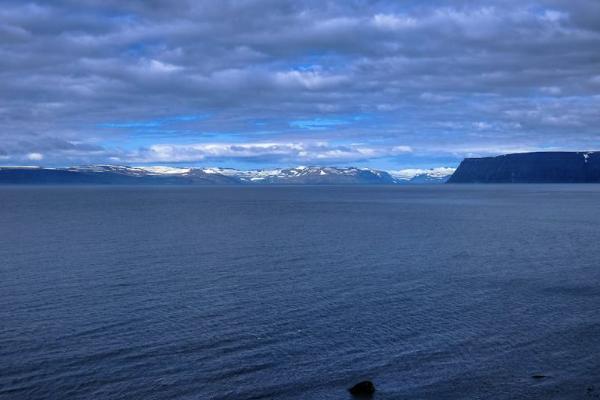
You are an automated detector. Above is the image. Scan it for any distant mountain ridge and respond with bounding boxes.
[389,167,456,184]
[0,165,454,185]
[448,152,600,183]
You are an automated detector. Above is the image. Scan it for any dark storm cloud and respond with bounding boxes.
[0,0,599,167]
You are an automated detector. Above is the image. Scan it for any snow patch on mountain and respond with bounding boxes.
[141,166,191,175]
[0,165,455,185]
[72,165,149,176]
[388,167,456,181]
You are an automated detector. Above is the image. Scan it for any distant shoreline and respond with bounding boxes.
[0,165,451,185]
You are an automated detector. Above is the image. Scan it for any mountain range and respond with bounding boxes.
[6,152,600,185]
[0,165,454,185]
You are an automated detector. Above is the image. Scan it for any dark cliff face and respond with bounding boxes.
[448,152,600,183]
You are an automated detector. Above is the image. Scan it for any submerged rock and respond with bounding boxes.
[349,381,376,397]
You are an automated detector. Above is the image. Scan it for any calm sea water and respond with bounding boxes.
[1,185,600,400]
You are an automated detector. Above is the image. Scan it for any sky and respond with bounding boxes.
[1,0,599,170]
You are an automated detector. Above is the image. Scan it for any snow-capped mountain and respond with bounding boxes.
[0,165,238,185]
[388,167,456,184]
[0,165,453,185]
[211,166,398,184]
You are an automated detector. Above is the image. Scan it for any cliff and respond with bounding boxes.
[447,152,600,183]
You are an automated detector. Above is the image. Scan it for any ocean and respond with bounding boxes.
[1,185,599,399]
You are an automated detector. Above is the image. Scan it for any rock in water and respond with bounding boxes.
[348,381,375,397]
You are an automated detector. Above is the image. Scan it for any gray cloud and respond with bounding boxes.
[129,142,412,164]
[0,0,599,167]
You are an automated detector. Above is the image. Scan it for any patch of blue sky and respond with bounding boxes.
[98,114,210,129]
[123,40,165,57]
[250,119,292,131]
[289,114,373,130]
[125,42,147,55]
[289,118,347,130]
[132,128,275,140]
[169,115,207,122]
[295,63,317,71]
[350,114,372,122]
[108,13,137,24]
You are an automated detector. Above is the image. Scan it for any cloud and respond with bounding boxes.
[27,152,44,161]
[420,92,454,103]
[274,70,348,90]
[372,14,418,30]
[98,114,209,129]
[0,0,598,168]
[540,86,562,95]
[289,116,359,130]
[131,141,412,164]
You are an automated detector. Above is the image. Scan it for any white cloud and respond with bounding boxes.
[274,70,348,90]
[27,152,44,161]
[473,121,492,130]
[144,59,182,73]
[132,142,412,163]
[539,10,568,23]
[391,145,413,153]
[372,14,418,30]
